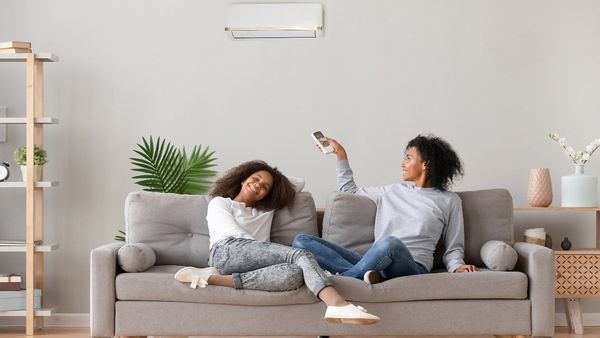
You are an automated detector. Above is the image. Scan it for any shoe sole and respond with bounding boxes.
[325,317,379,325]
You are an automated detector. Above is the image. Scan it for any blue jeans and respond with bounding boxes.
[292,234,428,280]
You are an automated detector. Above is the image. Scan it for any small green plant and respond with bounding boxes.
[14,145,48,166]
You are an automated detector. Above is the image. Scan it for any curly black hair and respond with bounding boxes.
[210,160,295,211]
[406,135,464,191]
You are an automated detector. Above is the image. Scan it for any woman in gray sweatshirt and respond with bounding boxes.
[293,134,478,284]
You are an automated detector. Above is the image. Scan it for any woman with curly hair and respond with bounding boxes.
[175,160,380,325]
[293,135,478,285]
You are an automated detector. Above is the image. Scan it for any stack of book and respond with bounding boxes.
[0,274,42,311]
[0,273,22,291]
[0,41,32,54]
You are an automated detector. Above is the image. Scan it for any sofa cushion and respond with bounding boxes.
[322,189,514,268]
[321,193,376,254]
[126,192,212,267]
[480,240,518,271]
[116,266,527,305]
[125,191,319,267]
[116,265,318,306]
[271,192,319,246]
[456,189,514,267]
[118,243,156,272]
[331,270,527,302]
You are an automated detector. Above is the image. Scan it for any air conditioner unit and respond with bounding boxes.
[225,3,323,39]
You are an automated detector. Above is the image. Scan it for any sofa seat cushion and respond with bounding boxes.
[331,269,528,303]
[116,265,319,306]
[117,266,527,306]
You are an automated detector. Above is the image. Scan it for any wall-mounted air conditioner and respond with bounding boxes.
[225,3,323,39]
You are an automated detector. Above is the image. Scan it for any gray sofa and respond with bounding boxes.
[90,189,554,337]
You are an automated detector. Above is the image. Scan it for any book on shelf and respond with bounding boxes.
[0,289,41,311]
[0,274,21,292]
[0,240,42,246]
[0,41,31,49]
[0,274,22,283]
[0,48,32,54]
[0,283,21,291]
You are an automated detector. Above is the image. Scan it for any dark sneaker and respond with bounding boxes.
[363,270,384,285]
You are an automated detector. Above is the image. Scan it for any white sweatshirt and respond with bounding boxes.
[206,197,274,249]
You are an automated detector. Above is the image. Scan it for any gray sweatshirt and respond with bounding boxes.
[336,160,466,272]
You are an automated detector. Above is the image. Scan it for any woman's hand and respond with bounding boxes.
[318,137,347,161]
[455,264,479,273]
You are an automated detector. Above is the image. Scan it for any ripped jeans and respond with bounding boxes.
[208,237,332,296]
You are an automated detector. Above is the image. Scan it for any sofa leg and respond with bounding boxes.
[317,336,330,338]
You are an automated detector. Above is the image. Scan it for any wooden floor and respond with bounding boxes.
[0,327,598,338]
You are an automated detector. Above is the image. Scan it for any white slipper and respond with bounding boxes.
[324,303,380,325]
[174,266,220,289]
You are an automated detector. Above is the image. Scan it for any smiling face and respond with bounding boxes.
[235,170,274,206]
[402,146,428,185]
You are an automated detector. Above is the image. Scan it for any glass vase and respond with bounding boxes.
[561,165,598,207]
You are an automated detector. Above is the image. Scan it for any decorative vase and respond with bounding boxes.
[561,237,572,250]
[527,168,552,207]
[561,165,598,207]
[20,165,43,182]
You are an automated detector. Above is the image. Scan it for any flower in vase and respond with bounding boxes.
[549,133,600,165]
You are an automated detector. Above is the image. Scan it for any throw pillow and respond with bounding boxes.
[287,176,305,192]
[480,240,518,271]
[118,243,156,272]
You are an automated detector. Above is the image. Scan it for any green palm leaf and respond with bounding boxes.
[130,136,217,194]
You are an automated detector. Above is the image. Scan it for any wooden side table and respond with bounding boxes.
[515,207,600,334]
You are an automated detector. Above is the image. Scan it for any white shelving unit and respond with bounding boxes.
[0,52,59,335]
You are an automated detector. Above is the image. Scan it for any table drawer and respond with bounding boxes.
[555,252,600,297]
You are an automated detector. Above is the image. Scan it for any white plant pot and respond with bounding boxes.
[20,165,43,182]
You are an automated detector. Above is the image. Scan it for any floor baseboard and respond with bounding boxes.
[0,313,89,327]
[0,312,597,328]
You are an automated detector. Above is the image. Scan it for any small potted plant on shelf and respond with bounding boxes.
[13,145,48,182]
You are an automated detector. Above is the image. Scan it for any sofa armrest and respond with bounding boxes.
[90,242,123,338]
[514,242,555,337]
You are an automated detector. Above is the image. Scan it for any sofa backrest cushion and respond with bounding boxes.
[125,191,318,267]
[271,192,319,245]
[321,189,514,269]
[322,193,376,254]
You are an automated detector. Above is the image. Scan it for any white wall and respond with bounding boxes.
[1,0,600,315]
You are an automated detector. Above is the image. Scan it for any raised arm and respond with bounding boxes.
[321,137,390,202]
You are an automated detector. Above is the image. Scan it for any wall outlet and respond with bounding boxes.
[0,106,6,143]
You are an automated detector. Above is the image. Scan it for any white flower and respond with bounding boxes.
[549,132,600,165]
[586,145,595,153]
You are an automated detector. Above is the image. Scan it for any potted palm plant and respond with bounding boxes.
[14,145,48,182]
